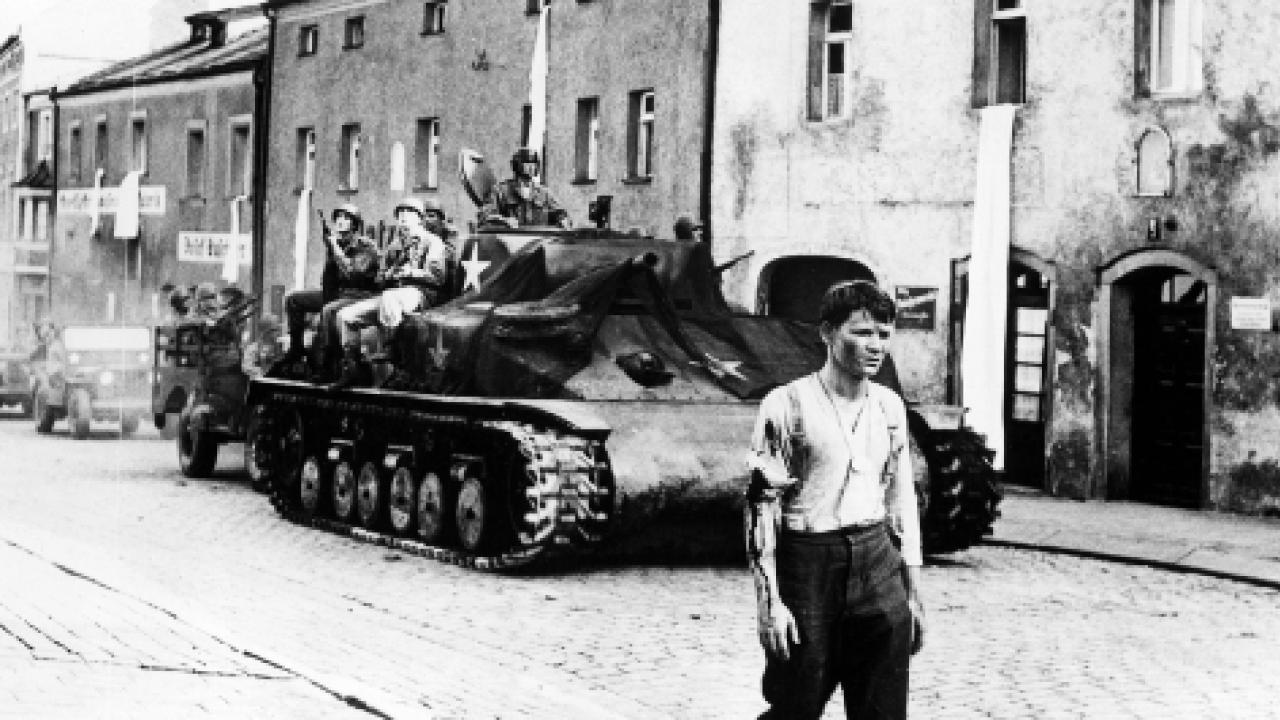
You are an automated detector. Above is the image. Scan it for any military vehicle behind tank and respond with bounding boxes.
[247,230,999,568]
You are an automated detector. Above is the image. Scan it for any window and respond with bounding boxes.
[344,17,365,49]
[627,90,655,180]
[93,118,108,177]
[1137,0,1204,96]
[807,2,853,120]
[185,123,206,198]
[130,114,147,174]
[414,117,440,190]
[37,109,54,163]
[519,104,533,148]
[1136,127,1174,196]
[423,2,446,34]
[68,124,83,184]
[339,123,361,191]
[299,24,318,56]
[574,97,599,182]
[295,127,315,191]
[526,0,543,14]
[229,120,252,197]
[973,0,1026,106]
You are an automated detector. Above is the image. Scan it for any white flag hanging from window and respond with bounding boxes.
[527,0,549,179]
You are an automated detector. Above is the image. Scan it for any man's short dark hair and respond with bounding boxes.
[818,280,896,326]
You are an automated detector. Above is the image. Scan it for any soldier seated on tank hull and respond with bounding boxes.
[481,148,570,229]
[331,197,450,389]
[277,203,380,377]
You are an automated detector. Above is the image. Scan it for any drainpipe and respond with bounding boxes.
[699,0,720,247]
[251,7,276,319]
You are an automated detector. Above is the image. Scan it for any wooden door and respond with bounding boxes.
[1130,271,1206,508]
[1004,265,1049,487]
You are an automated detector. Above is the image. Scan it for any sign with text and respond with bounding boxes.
[894,286,938,330]
[57,186,167,216]
[177,232,251,264]
[1229,296,1273,331]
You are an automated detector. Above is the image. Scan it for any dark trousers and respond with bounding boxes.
[761,523,912,720]
[284,290,362,358]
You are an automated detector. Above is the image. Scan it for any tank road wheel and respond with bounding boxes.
[331,460,358,522]
[33,393,54,434]
[70,388,92,439]
[415,471,452,544]
[387,466,417,537]
[455,478,490,552]
[356,461,389,530]
[298,456,328,518]
[178,407,219,477]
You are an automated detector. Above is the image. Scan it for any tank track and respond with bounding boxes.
[251,398,613,571]
[907,412,1004,555]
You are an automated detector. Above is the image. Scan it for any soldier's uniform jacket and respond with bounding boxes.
[381,226,448,302]
[322,232,381,302]
[483,179,564,227]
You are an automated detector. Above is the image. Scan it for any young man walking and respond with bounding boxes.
[746,280,925,720]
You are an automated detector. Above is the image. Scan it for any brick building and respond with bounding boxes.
[50,10,267,326]
[713,0,1280,514]
[260,0,712,314]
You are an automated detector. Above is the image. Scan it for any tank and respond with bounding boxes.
[246,220,1001,569]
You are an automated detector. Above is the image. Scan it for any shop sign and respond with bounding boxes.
[177,232,251,264]
[57,186,167,215]
[894,286,938,330]
[1229,296,1272,331]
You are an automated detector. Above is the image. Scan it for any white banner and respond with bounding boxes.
[58,186,167,216]
[178,232,251,264]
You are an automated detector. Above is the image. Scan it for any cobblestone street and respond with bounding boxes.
[1,414,1279,719]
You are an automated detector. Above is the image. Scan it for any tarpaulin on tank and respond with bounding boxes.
[404,236,827,400]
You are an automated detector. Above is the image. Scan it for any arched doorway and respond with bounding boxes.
[1096,249,1216,508]
[757,256,875,322]
[949,248,1056,488]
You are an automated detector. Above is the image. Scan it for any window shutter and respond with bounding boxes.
[807,3,825,121]
[971,0,993,108]
[1134,0,1152,97]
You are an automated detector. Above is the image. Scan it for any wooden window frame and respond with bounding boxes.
[343,16,365,50]
[339,123,361,193]
[574,97,600,184]
[298,24,318,56]
[414,117,440,191]
[184,120,208,199]
[422,2,447,35]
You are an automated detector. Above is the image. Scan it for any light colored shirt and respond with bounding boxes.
[750,373,923,566]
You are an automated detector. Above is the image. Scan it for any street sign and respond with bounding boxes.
[895,286,938,330]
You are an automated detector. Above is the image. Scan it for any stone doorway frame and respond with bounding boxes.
[1093,247,1217,505]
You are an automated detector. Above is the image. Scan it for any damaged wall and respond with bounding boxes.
[714,0,1280,514]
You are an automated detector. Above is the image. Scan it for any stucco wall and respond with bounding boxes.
[715,0,1280,514]
[53,76,257,324]
[263,0,710,306]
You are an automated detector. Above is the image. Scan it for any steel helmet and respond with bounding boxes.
[331,203,364,230]
[511,147,540,176]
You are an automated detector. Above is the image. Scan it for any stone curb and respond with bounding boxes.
[980,537,1280,592]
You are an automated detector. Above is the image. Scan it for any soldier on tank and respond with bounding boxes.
[481,148,569,228]
[278,203,380,373]
[331,197,450,388]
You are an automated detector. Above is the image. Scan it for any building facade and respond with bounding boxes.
[714,0,1280,515]
[261,0,711,314]
[50,13,267,326]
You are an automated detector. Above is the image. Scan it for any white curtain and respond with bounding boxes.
[293,188,312,291]
[527,1,549,178]
[960,104,1018,470]
[114,170,143,239]
[222,196,245,284]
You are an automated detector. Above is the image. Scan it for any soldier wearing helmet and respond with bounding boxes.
[332,197,451,387]
[481,147,569,228]
[279,202,380,372]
